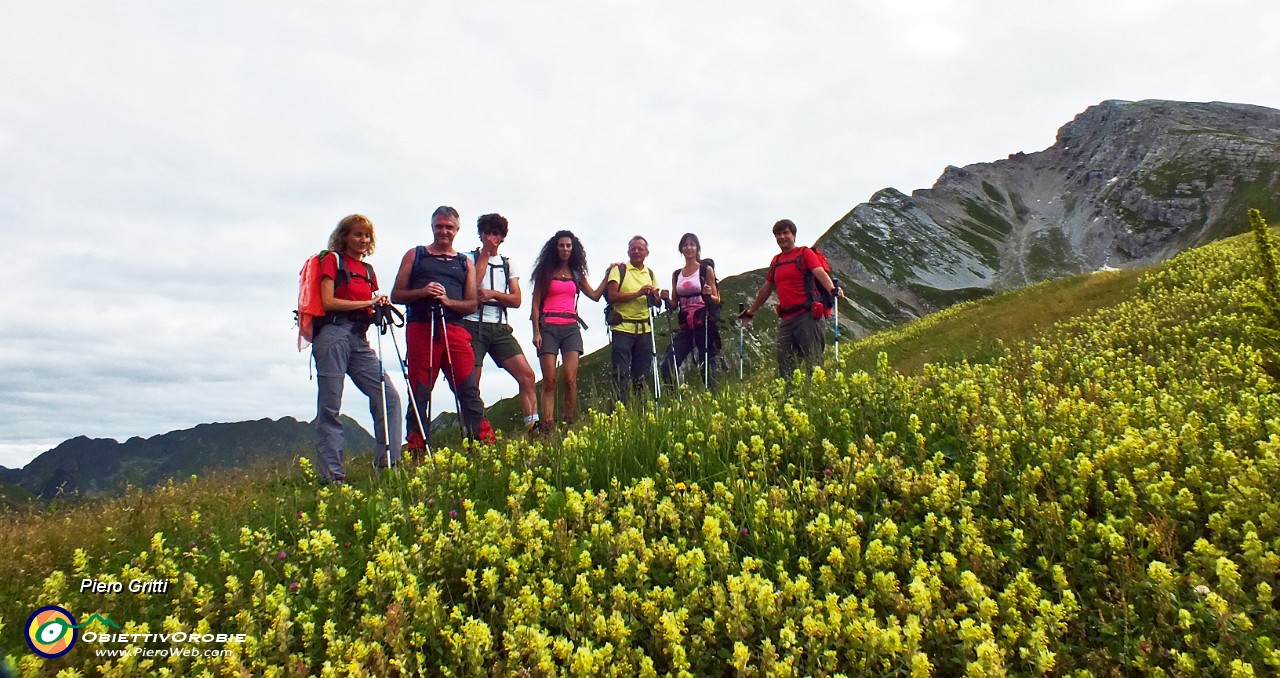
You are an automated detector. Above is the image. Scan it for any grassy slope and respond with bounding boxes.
[0,480,37,510]
[4,232,1278,675]
[487,263,1138,431]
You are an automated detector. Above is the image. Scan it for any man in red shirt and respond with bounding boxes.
[740,219,842,379]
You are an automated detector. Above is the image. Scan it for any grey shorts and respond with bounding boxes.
[539,322,584,356]
[463,320,525,367]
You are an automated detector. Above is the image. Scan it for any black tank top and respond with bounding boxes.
[406,246,469,323]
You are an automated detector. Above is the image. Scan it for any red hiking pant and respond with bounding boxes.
[404,319,485,446]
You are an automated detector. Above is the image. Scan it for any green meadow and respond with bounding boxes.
[5,217,1280,676]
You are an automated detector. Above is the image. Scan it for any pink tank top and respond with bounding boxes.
[542,277,579,325]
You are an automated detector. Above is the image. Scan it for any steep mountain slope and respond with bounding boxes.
[821,99,1280,333]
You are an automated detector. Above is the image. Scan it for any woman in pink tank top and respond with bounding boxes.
[530,231,610,432]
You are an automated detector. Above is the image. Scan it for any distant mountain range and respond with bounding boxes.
[0,417,373,502]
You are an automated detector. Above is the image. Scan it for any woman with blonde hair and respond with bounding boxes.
[312,214,402,484]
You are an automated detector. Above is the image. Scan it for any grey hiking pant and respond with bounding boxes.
[777,312,824,380]
[610,329,654,405]
[313,320,403,483]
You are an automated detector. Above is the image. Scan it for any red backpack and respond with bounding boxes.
[296,251,373,350]
[768,246,838,319]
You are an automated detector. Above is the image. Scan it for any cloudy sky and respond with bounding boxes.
[2,1,1277,468]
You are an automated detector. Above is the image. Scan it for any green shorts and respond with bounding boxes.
[463,320,525,367]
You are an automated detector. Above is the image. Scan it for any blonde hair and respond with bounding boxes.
[327,214,376,257]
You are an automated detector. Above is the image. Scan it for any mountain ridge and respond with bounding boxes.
[4,416,374,500]
[812,98,1280,334]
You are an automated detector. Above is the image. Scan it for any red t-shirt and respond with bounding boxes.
[766,247,822,318]
[320,252,378,302]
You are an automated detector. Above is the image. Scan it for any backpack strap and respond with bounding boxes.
[774,247,818,317]
[699,260,717,311]
[539,270,589,329]
[796,246,816,312]
[767,253,783,281]
[332,250,346,287]
[331,251,374,294]
[320,251,375,330]
[496,255,510,323]
[473,249,511,325]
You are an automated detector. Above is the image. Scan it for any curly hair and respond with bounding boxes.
[531,230,589,298]
[477,213,509,237]
[327,214,376,256]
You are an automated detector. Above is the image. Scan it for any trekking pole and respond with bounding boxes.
[374,307,392,470]
[738,302,745,381]
[703,308,711,389]
[833,292,840,365]
[664,304,682,397]
[424,305,436,454]
[649,305,662,401]
[385,306,435,473]
[437,304,468,441]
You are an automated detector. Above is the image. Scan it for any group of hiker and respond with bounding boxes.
[306,207,842,484]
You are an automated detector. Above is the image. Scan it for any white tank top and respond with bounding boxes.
[675,268,705,313]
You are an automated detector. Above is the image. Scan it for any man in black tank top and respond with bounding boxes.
[392,206,487,446]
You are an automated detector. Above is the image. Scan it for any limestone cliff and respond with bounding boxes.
[815,99,1280,334]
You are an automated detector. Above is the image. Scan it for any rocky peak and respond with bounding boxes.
[813,99,1280,336]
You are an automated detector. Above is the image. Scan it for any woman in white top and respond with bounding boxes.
[659,232,722,392]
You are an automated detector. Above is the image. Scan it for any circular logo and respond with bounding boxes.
[25,606,78,659]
